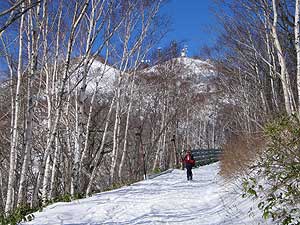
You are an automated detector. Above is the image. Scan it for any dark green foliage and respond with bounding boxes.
[152,168,161,174]
[243,115,300,224]
[101,180,136,193]
[44,194,73,206]
[0,204,36,225]
[0,194,80,225]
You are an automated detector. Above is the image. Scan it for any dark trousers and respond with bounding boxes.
[186,164,193,180]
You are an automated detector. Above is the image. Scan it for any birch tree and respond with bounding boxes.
[0,0,39,34]
[5,2,25,214]
[0,0,169,215]
[17,0,45,207]
[110,0,163,183]
[34,0,90,207]
[295,0,300,115]
[270,0,295,115]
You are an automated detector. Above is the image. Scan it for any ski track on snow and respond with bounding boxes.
[21,163,271,225]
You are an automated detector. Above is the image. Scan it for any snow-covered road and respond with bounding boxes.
[22,163,269,225]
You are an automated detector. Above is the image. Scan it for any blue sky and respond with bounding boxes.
[0,1,219,73]
[159,0,218,57]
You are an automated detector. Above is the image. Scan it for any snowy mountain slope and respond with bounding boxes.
[86,59,120,93]
[145,56,217,93]
[176,57,216,78]
[70,58,121,94]
[71,56,216,95]
[21,163,271,225]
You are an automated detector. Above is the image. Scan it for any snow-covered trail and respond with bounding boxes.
[22,163,268,225]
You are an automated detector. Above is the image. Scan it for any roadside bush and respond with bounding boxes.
[0,194,77,225]
[243,115,300,224]
[0,204,36,225]
[220,133,265,179]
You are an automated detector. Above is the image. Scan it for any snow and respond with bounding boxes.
[21,163,271,225]
[70,59,120,95]
[147,57,216,78]
[75,57,218,96]
[144,57,218,95]
[86,61,119,93]
[177,57,216,78]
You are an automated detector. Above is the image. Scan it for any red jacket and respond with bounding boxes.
[183,153,195,166]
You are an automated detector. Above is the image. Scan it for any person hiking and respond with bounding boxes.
[183,148,195,181]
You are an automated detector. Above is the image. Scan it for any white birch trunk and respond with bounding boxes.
[264,16,279,111]
[159,126,167,170]
[118,78,135,180]
[109,30,131,183]
[19,0,42,206]
[73,8,95,196]
[32,0,89,207]
[153,98,166,171]
[78,83,98,182]
[0,37,17,205]
[271,0,294,115]
[42,154,51,203]
[295,0,300,115]
[110,112,121,183]
[65,84,72,195]
[5,3,25,213]
[49,135,59,199]
[185,108,190,149]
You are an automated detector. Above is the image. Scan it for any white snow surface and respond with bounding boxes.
[87,59,120,92]
[145,57,218,94]
[22,163,271,225]
[176,57,216,78]
[70,59,120,95]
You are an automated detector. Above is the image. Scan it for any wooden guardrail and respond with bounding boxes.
[191,148,222,166]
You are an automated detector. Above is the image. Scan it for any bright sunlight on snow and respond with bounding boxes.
[21,163,270,225]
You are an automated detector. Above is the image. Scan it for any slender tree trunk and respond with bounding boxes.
[160,125,167,170]
[118,78,135,180]
[73,16,94,197]
[86,96,116,196]
[5,3,25,214]
[64,86,72,195]
[271,0,294,115]
[153,98,166,171]
[295,0,300,115]
[264,17,279,112]
[21,0,42,206]
[32,1,89,207]
[74,0,118,193]
[109,28,131,183]
[185,108,190,148]
[78,82,98,188]
[49,135,59,199]
[110,85,121,183]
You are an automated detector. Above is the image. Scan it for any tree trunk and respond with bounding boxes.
[86,96,115,196]
[5,3,25,214]
[118,78,135,180]
[49,135,59,199]
[295,0,300,115]
[271,0,294,115]
[32,0,89,207]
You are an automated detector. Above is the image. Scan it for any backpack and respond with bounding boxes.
[186,154,195,166]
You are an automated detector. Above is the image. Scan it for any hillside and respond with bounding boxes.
[21,163,270,225]
[71,58,120,94]
[144,56,218,93]
[80,56,217,95]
